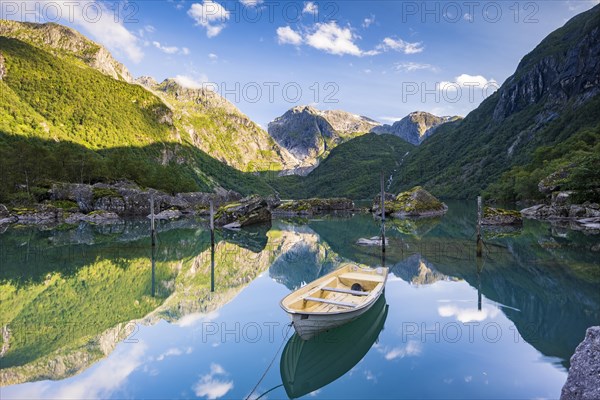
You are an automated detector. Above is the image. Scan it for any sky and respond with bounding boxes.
[2,0,598,127]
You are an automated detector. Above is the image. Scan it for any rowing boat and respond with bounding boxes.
[280,263,388,340]
[280,294,389,398]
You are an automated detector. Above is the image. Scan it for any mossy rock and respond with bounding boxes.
[274,198,354,215]
[48,200,79,211]
[387,186,448,217]
[482,207,523,226]
[92,188,123,201]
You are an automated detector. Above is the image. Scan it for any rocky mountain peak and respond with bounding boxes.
[0,20,132,82]
[156,78,240,115]
[135,76,159,88]
[267,105,381,171]
[371,111,461,145]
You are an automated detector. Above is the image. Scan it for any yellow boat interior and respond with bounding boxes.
[281,265,387,313]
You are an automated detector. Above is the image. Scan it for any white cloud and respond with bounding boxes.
[437,74,498,92]
[152,41,190,55]
[383,341,422,360]
[31,1,143,63]
[277,26,303,45]
[364,370,377,382]
[364,69,372,74]
[37,342,147,399]
[278,22,423,58]
[156,347,184,361]
[362,15,375,28]
[174,75,209,90]
[152,41,178,54]
[240,0,263,6]
[193,363,234,399]
[378,37,424,54]
[378,116,404,123]
[145,25,156,33]
[306,22,363,56]
[438,303,500,323]
[208,53,218,60]
[188,1,230,38]
[463,13,474,22]
[394,62,439,73]
[303,1,318,14]
[168,0,186,10]
[176,310,219,327]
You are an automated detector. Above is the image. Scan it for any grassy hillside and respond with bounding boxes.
[150,79,293,173]
[0,37,274,202]
[273,133,415,199]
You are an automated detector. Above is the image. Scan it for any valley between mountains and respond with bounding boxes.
[0,6,599,206]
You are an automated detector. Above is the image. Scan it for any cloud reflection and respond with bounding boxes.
[193,363,233,399]
[437,304,500,323]
[376,340,423,361]
[6,342,147,400]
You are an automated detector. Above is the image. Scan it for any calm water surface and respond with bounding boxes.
[1,201,599,399]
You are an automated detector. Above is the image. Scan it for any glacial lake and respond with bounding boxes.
[1,201,599,399]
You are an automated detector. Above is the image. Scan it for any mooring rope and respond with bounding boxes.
[254,384,284,400]
[245,322,293,400]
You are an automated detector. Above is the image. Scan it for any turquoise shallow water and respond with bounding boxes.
[1,201,599,399]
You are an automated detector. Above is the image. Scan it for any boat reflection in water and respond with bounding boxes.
[280,294,389,399]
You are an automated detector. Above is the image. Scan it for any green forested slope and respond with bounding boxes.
[0,37,274,201]
[273,133,415,199]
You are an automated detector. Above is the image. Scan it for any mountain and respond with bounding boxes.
[273,133,415,199]
[268,105,381,174]
[279,4,600,201]
[0,20,132,82]
[135,77,298,172]
[0,20,281,201]
[371,111,461,145]
[392,4,600,200]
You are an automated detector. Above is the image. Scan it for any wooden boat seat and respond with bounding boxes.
[339,272,385,283]
[303,297,357,308]
[321,287,369,296]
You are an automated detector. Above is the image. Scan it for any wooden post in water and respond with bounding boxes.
[210,200,215,293]
[150,193,156,247]
[150,193,156,297]
[380,171,386,254]
[476,196,483,258]
[476,257,483,311]
[151,246,156,297]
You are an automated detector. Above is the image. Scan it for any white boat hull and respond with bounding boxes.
[291,298,377,340]
[280,263,388,340]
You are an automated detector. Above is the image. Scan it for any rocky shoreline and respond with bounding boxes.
[0,181,241,228]
[0,183,362,231]
[272,198,356,217]
[520,191,600,233]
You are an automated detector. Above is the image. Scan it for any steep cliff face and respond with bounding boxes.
[0,20,132,82]
[493,15,600,121]
[267,105,380,172]
[387,4,600,199]
[371,111,461,145]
